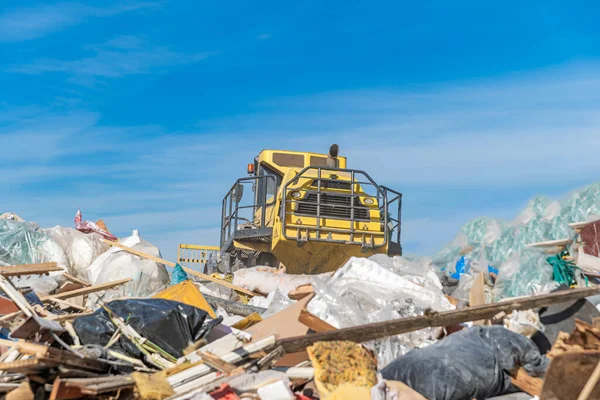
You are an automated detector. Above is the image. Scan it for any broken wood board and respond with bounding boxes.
[511,367,543,397]
[278,286,600,353]
[101,239,261,297]
[40,278,132,301]
[0,263,62,277]
[288,284,314,300]
[541,351,600,400]
[198,352,236,373]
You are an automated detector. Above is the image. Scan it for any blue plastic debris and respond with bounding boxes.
[171,263,189,285]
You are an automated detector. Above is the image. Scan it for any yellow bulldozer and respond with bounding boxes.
[178,145,402,275]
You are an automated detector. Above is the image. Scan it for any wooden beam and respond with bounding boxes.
[0,263,62,277]
[62,273,91,287]
[40,278,132,301]
[277,287,600,353]
[101,238,261,297]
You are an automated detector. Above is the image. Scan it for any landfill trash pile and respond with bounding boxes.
[0,198,599,400]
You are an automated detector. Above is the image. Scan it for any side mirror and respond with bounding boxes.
[233,183,244,202]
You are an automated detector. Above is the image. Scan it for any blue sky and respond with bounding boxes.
[2,1,600,262]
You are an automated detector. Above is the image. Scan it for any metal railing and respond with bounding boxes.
[177,244,220,273]
[220,175,277,249]
[281,166,402,250]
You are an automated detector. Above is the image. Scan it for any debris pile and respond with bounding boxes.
[0,196,599,400]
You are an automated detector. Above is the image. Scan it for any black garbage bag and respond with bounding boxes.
[380,326,549,400]
[73,298,220,360]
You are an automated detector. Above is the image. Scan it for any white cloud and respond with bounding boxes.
[9,36,216,79]
[0,2,157,42]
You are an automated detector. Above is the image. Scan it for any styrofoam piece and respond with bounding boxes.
[256,378,295,400]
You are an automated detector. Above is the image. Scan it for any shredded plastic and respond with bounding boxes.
[307,255,454,367]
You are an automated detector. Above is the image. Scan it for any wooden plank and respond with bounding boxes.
[277,287,600,353]
[46,297,87,311]
[183,268,261,297]
[62,273,91,287]
[198,352,236,373]
[0,263,62,277]
[40,278,132,301]
[511,368,542,397]
[469,272,487,325]
[49,378,85,400]
[50,312,94,322]
[102,239,261,297]
[298,309,337,333]
[526,238,572,248]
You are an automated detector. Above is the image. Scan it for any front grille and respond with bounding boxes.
[311,180,352,190]
[296,193,370,220]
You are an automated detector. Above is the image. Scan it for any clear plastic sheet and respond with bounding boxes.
[306,256,454,367]
[255,288,295,318]
[493,249,558,300]
[0,219,66,268]
[86,231,169,308]
[381,326,549,400]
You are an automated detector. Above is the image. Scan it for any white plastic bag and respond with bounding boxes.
[86,231,169,308]
[43,226,108,280]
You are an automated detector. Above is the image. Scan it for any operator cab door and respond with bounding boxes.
[254,164,281,227]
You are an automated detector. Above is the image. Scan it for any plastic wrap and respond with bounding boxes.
[494,249,558,300]
[42,226,108,280]
[381,326,549,400]
[73,298,216,359]
[255,288,295,318]
[504,310,544,338]
[307,256,454,367]
[86,231,169,308]
[0,219,67,268]
[232,266,327,296]
[435,184,600,277]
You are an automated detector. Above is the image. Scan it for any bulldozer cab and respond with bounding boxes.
[216,145,403,274]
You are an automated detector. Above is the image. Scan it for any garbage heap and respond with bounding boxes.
[0,189,599,400]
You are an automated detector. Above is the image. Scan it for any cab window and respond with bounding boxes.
[256,164,281,206]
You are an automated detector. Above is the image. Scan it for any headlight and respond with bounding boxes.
[363,197,375,205]
[291,191,302,198]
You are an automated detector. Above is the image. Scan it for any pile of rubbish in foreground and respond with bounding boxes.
[0,185,600,400]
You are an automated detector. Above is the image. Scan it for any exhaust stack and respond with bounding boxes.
[326,144,339,168]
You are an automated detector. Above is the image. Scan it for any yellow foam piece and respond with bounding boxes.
[153,280,216,318]
[323,383,371,400]
[132,371,175,400]
[308,341,378,398]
